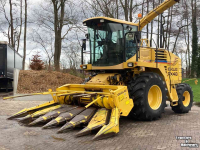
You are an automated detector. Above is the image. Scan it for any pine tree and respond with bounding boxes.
[30,53,45,70]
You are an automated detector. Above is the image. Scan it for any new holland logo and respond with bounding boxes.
[172,57,179,66]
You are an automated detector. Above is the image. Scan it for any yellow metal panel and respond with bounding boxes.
[56,84,134,116]
[93,108,120,140]
[76,108,109,137]
[29,105,61,118]
[86,64,92,70]
[86,73,114,85]
[140,48,152,60]
[170,87,178,101]
[92,63,124,70]
[7,100,58,119]
[109,86,134,116]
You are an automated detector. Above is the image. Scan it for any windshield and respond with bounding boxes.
[87,23,138,66]
[88,23,124,66]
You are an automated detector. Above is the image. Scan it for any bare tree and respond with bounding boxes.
[50,0,77,71]
[172,24,188,53]
[51,0,74,71]
[0,0,23,51]
[63,42,81,71]
[31,0,79,71]
[84,0,143,22]
[32,29,54,70]
[22,0,27,70]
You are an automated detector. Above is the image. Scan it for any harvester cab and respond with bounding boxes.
[5,0,193,140]
[82,18,140,66]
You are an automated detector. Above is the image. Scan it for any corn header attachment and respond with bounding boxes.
[4,84,133,140]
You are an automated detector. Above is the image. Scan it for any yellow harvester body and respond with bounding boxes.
[5,0,193,140]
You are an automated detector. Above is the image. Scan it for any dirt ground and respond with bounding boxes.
[0,98,200,150]
[17,70,83,93]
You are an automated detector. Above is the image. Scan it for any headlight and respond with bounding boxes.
[127,62,133,67]
[83,65,87,69]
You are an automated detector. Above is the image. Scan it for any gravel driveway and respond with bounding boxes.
[0,97,199,150]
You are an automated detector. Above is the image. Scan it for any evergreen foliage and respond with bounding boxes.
[29,53,45,70]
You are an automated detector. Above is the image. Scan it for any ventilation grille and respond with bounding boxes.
[155,49,167,61]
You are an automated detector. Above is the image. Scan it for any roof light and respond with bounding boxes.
[138,13,142,19]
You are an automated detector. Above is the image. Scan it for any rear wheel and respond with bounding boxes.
[127,72,167,120]
[171,83,193,113]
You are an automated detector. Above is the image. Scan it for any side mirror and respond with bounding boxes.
[82,39,86,51]
[135,32,141,43]
[85,34,89,40]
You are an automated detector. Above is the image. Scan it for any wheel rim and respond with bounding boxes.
[148,85,162,110]
[183,91,190,107]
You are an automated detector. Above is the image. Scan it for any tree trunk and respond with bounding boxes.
[165,7,170,49]
[192,0,199,77]
[167,6,173,49]
[48,59,51,71]
[160,0,163,48]
[150,0,154,47]
[9,0,14,48]
[129,0,133,22]
[116,0,118,19]
[54,30,62,71]
[142,0,144,17]
[53,0,65,71]
[146,0,149,39]
[172,28,181,53]
[17,0,23,52]
[124,0,128,21]
[53,1,59,71]
[157,1,160,48]
[23,0,27,70]
[187,11,190,77]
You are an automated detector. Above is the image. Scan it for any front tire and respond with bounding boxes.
[128,73,167,121]
[171,83,193,113]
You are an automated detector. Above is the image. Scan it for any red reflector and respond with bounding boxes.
[97,23,102,27]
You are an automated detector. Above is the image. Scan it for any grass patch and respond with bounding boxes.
[182,78,200,102]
